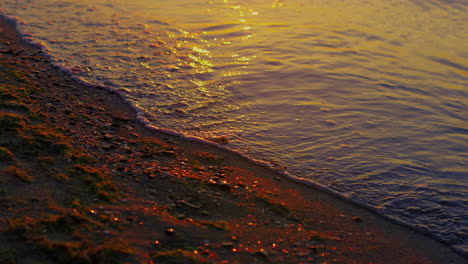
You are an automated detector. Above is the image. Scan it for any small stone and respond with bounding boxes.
[352,216,362,223]
[194,166,206,171]
[102,144,113,150]
[209,180,231,190]
[163,150,175,156]
[161,172,172,178]
[257,249,269,257]
[165,228,175,236]
[221,242,234,248]
[176,214,186,220]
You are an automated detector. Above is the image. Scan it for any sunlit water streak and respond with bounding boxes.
[1,0,467,254]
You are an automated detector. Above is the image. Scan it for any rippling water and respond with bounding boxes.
[1,0,467,253]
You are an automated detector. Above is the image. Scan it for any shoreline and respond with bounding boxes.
[0,14,466,264]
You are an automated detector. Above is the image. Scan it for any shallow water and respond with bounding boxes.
[1,0,467,253]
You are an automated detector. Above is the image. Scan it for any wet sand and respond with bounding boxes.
[0,16,466,264]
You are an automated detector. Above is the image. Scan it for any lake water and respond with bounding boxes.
[1,0,467,254]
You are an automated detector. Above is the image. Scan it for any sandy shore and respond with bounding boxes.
[0,16,466,264]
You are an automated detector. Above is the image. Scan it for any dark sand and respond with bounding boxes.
[0,16,466,264]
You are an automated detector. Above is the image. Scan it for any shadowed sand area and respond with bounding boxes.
[0,16,466,264]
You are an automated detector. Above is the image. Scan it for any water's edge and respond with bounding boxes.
[1,11,466,257]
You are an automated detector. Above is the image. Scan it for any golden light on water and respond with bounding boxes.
[192,46,210,55]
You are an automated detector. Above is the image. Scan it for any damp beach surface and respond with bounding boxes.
[0,15,467,264]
